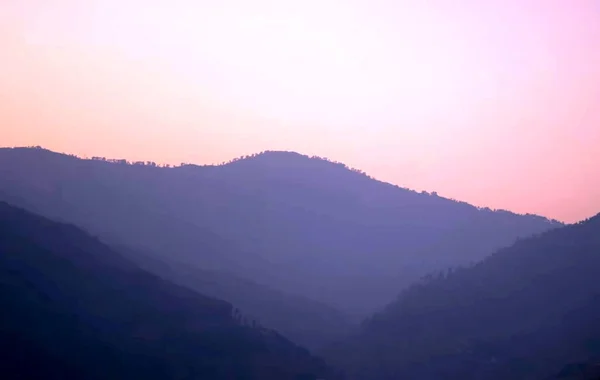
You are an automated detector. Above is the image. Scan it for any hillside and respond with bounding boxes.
[0,201,338,380]
[552,359,600,379]
[120,246,352,350]
[325,213,600,380]
[0,147,560,317]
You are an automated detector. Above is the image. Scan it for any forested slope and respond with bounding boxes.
[326,213,600,380]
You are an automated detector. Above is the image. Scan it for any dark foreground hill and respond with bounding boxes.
[552,359,600,379]
[325,213,600,380]
[0,202,338,380]
[0,147,560,319]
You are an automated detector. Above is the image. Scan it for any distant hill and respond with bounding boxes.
[0,201,339,380]
[324,213,600,380]
[0,147,560,318]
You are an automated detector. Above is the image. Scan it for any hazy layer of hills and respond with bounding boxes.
[325,213,600,380]
[1,145,599,380]
[0,147,560,321]
[0,201,337,380]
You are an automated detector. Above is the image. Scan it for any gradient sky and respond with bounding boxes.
[1,0,599,223]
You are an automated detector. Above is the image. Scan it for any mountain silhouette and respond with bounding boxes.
[0,201,338,380]
[325,213,600,380]
[0,146,560,320]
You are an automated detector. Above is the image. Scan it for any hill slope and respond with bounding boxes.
[325,213,600,380]
[121,246,352,350]
[0,147,560,317]
[0,201,338,380]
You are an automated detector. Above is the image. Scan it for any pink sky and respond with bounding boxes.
[1,0,599,223]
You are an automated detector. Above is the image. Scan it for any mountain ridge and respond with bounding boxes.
[0,146,561,319]
[7,146,565,223]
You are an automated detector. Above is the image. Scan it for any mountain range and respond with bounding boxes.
[3,145,598,380]
[0,147,560,319]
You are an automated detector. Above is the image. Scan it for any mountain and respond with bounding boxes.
[0,147,560,318]
[0,201,339,380]
[324,213,600,380]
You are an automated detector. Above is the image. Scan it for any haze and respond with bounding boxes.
[1,0,599,222]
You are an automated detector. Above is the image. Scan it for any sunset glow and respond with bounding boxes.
[2,0,599,222]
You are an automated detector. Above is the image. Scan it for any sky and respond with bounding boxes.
[1,0,599,223]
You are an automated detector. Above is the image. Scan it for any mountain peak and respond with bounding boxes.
[222,150,343,168]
